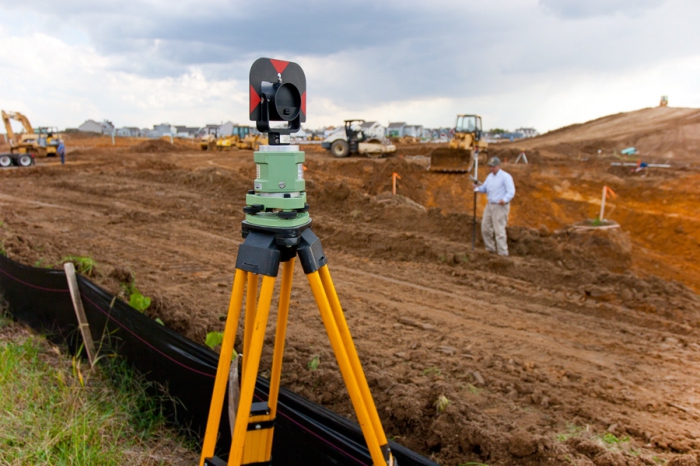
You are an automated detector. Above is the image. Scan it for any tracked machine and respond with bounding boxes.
[429,114,487,173]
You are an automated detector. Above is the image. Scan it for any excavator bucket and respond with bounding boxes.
[429,148,473,173]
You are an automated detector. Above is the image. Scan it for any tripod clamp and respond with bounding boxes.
[236,221,327,277]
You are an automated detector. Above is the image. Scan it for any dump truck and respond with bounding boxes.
[429,114,487,173]
[322,120,396,158]
[2,110,63,157]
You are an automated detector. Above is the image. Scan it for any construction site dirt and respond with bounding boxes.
[1,107,700,465]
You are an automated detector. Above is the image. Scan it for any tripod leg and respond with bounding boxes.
[265,258,295,458]
[200,269,248,466]
[228,275,276,466]
[307,270,388,466]
[242,272,258,381]
[319,265,394,464]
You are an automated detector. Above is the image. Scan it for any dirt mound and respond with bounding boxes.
[517,106,700,163]
[131,139,190,153]
[363,157,428,204]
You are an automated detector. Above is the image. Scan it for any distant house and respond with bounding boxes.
[514,127,538,138]
[404,125,423,138]
[218,121,235,137]
[174,126,199,138]
[78,120,103,134]
[116,127,140,137]
[152,123,175,137]
[387,122,406,138]
[198,124,220,137]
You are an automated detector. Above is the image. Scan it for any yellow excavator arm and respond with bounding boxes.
[1,111,15,145]
[6,111,34,134]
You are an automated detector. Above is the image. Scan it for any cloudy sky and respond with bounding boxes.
[1,0,698,133]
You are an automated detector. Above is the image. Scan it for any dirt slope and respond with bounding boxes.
[0,130,699,465]
[517,106,700,163]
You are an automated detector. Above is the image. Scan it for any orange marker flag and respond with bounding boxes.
[605,186,617,198]
[392,172,401,195]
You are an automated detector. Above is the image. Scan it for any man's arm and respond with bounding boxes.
[501,173,515,204]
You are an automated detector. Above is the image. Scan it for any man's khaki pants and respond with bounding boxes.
[481,203,510,256]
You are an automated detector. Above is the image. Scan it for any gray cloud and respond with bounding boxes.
[539,0,666,19]
[1,0,698,129]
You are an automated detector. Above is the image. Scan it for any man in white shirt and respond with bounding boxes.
[474,156,516,256]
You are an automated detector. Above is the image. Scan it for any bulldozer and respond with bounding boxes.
[214,126,267,151]
[200,132,217,151]
[430,114,487,173]
[2,110,63,157]
[235,130,267,151]
[322,119,396,158]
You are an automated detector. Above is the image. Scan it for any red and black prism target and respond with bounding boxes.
[249,58,306,143]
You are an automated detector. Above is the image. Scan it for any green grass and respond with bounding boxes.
[61,255,97,277]
[0,319,197,465]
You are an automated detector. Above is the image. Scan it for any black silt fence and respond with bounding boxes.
[0,254,437,466]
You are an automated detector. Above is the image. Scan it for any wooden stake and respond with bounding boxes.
[392,172,401,195]
[599,186,616,222]
[64,262,97,367]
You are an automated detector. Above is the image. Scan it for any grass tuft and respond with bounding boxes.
[0,321,197,465]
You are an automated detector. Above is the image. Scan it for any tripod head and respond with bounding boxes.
[243,58,310,234]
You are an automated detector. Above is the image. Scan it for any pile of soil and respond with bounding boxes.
[1,109,700,465]
[131,139,191,153]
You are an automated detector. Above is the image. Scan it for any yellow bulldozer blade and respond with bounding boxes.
[429,148,473,173]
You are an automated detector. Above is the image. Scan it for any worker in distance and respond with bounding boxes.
[473,156,516,256]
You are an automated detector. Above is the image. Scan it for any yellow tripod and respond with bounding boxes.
[200,225,396,466]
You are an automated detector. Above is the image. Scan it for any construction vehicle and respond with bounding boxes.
[235,131,267,150]
[2,110,63,157]
[322,119,396,158]
[214,126,250,150]
[429,114,487,173]
[660,95,669,107]
[199,131,217,151]
[0,152,35,168]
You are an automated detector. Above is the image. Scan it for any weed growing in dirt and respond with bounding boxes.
[556,424,584,442]
[307,355,320,371]
[599,432,630,445]
[205,331,225,351]
[120,279,151,313]
[423,366,442,377]
[34,258,50,268]
[0,241,5,257]
[61,255,96,277]
[463,383,481,395]
[434,394,450,414]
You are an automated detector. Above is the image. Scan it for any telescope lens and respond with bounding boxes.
[274,83,301,121]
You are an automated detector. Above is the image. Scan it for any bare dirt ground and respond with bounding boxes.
[1,109,700,465]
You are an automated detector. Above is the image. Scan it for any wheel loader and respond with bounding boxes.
[322,119,396,158]
[2,110,63,157]
[429,114,487,173]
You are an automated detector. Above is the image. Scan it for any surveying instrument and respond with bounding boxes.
[200,58,397,466]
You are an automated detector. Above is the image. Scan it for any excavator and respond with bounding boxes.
[2,110,63,157]
[429,114,487,173]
